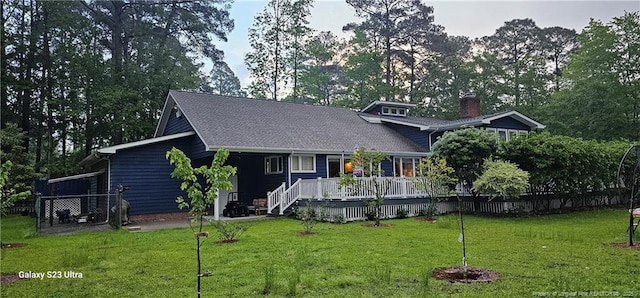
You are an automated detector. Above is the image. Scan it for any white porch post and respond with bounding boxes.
[279,181,286,215]
[401,177,407,197]
[317,177,322,199]
[267,191,272,214]
[214,190,220,221]
[298,178,302,199]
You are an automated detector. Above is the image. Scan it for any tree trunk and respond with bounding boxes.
[110,1,125,144]
[18,0,37,153]
[0,2,8,129]
[385,34,391,101]
[272,2,280,101]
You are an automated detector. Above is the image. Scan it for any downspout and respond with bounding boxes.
[288,151,294,187]
[107,156,111,194]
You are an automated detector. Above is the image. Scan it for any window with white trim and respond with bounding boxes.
[381,107,408,117]
[265,156,283,174]
[497,129,508,142]
[291,155,316,173]
[487,127,529,142]
[394,157,421,177]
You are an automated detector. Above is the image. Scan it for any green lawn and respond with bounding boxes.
[1,209,638,297]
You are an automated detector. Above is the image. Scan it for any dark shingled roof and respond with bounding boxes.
[168,90,427,154]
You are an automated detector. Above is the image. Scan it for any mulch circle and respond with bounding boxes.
[0,273,23,285]
[214,239,239,245]
[609,242,640,250]
[364,223,394,228]
[432,266,500,283]
[1,243,27,249]
[298,231,317,236]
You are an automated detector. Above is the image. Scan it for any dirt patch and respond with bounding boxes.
[609,242,640,249]
[432,267,500,283]
[298,231,317,236]
[416,217,437,223]
[130,212,190,223]
[214,239,239,244]
[0,273,23,285]
[1,243,27,249]
[364,223,395,228]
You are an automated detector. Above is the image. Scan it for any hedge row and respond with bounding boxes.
[497,132,637,202]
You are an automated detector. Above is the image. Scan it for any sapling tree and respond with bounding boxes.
[454,158,529,275]
[166,147,237,298]
[414,157,457,220]
[338,147,390,227]
[295,200,320,234]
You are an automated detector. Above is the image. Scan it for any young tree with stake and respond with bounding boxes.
[166,147,236,298]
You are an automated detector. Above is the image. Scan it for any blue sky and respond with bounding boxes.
[209,0,640,87]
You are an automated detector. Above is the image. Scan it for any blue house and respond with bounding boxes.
[78,90,544,220]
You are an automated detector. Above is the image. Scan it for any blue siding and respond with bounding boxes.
[163,108,194,135]
[174,152,289,207]
[485,117,531,130]
[429,131,446,151]
[381,159,393,177]
[366,105,383,115]
[109,137,192,215]
[384,123,429,150]
[262,153,288,189]
[190,135,212,160]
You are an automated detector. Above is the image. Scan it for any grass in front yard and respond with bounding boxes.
[1,209,638,297]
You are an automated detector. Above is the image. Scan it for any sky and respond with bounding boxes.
[209,0,640,87]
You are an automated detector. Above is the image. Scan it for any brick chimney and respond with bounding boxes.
[460,93,480,118]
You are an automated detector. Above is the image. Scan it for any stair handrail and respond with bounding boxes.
[267,182,286,214]
[280,178,302,215]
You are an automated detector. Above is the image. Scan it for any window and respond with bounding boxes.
[394,157,421,177]
[381,106,407,117]
[327,156,351,178]
[265,156,283,174]
[497,129,508,142]
[291,155,316,173]
[488,128,529,142]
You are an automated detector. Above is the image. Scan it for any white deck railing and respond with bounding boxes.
[268,177,434,214]
[296,177,428,200]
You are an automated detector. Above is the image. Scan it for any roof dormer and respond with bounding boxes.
[360,101,415,117]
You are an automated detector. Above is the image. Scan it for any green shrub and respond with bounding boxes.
[211,220,250,242]
[331,214,346,224]
[396,208,408,219]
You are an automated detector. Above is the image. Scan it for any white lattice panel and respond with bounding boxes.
[44,198,81,219]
